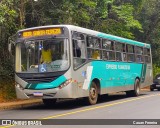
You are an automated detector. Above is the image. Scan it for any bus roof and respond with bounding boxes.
[18,25,150,48]
[98,33,150,48]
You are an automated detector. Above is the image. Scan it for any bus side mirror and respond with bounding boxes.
[8,43,11,53]
[8,38,15,56]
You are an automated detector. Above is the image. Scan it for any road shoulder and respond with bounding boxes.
[0,99,42,110]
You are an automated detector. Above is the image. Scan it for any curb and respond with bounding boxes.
[0,99,42,110]
[141,88,150,91]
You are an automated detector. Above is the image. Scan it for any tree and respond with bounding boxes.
[0,0,18,80]
[92,0,142,39]
[136,0,160,65]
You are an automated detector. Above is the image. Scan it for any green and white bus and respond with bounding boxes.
[9,25,153,105]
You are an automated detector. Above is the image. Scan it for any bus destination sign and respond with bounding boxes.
[22,28,61,38]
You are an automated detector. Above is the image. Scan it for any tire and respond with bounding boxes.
[150,86,154,91]
[150,88,154,91]
[43,99,57,106]
[126,79,140,97]
[86,81,98,105]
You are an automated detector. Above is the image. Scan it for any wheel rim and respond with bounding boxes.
[89,83,98,104]
[90,87,97,100]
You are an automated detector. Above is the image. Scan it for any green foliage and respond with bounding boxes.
[113,4,142,29]
[95,0,114,19]
[136,0,160,65]
[93,2,142,39]
[0,0,18,102]
[153,64,160,78]
[0,0,18,29]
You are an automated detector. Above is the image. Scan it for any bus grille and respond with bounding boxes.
[16,71,66,84]
[22,76,58,84]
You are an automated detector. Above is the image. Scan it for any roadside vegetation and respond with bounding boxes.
[153,64,160,78]
[0,0,160,101]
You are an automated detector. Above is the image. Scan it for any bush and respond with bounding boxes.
[0,80,16,102]
[153,64,160,78]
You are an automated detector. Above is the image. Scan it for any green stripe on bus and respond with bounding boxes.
[26,75,67,90]
[97,33,150,48]
[141,64,147,83]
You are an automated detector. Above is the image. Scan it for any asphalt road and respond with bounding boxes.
[0,90,160,128]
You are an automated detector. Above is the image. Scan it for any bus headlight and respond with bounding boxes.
[58,78,72,89]
[15,83,24,90]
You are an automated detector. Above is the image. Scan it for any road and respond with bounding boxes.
[0,90,160,128]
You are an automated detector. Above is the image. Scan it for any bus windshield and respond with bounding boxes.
[15,38,69,73]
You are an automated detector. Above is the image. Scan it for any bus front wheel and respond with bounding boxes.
[42,99,57,106]
[86,81,98,105]
[126,79,140,97]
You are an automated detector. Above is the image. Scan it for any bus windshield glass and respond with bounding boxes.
[15,38,69,73]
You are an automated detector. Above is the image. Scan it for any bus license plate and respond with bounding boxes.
[33,92,43,97]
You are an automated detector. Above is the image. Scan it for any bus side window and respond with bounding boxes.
[115,42,122,61]
[122,44,126,52]
[87,36,101,60]
[109,41,115,60]
[144,48,151,63]
[126,44,135,62]
[73,40,81,57]
[122,44,127,61]
[102,39,111,50]
[92,38,101,59]
[101,41,116,61]
[102,39,111,60]
[136,46,143,63]
[111,41,114,50]
[72,32,86,69]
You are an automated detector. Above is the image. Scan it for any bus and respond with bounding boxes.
[9,25,153,105]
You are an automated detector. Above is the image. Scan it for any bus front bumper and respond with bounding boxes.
[15,86,58,99]
[15,83,75,99]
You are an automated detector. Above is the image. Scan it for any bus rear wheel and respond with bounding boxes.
[43,99,57,106]
[126,79,140,97]
[86,81,98,105]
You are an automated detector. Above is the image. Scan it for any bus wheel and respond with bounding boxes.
[42,99,57,106]
[86,81,98,105]
[126,79,140,97]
